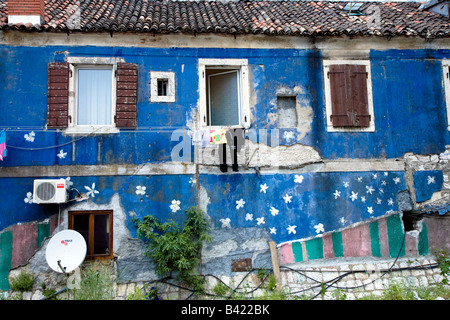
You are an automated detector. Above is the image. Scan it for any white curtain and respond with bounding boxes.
[209,70,240,126]
[77,68,113,126]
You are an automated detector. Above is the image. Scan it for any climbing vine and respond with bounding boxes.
[133,206,211,294]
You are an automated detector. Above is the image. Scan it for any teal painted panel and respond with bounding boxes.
[305,237,324,260]
[0,231,12,291]
[369,221,382,257]
[292,241,303,262]
[331,232,344,258]
[386,214,405,258]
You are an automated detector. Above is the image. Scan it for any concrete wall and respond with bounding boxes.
[1,32,450,291]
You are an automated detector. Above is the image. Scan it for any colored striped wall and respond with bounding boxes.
[0,216,57,291]
[280,213,434,265]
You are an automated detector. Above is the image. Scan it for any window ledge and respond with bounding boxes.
[64,126,120,135]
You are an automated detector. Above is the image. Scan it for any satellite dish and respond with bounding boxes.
[45,230,87,273]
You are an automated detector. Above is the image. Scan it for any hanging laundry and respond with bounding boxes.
[0,130,7,161]
[210,129,227,144]
[191,130,204,146]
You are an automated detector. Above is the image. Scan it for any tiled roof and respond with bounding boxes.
[0,0,449,39]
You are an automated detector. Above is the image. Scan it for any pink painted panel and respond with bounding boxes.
[11,224,38,269]
[342,224,372,257]
[378,219,390,257]
[322,233,335,259]
[280,243,294,264]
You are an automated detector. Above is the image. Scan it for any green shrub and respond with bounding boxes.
[9,271,35,292]
[133,206,211,295]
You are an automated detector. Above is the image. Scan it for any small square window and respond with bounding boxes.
[277,96,298,128]
[157,79,169,96]
[150,71,175,102]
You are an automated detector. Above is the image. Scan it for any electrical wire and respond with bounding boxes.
[42,231,442,300]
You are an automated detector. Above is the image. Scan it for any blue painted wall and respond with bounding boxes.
[1,44,450,242]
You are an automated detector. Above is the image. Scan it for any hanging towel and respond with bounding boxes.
[0,130,7,161]
[210,129,227,145]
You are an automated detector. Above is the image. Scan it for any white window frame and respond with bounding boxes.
[66,57,123,134]
[198,58,250,129]
[150,71,176,103]
[323,59,375,132]
[442,60,450,131]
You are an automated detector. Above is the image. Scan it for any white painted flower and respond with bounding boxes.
[24,192,33,204]
[24,131,35,142]
[314,223,324,234]
[236,198,245,209]
[65,177,74,188]
[260,183,269,194]
[286,225,297,235]
[372,173,378,179]
[256,217,265,225]
[85,183,99,198]
[269,227,277,235]
[349,191,358,202]
[269,206,279,216]
[283,131,295,141]
[57,149,67,159]
[189,177,197,185]
[220,218,231,228]
[294,175,304,184]
[388,198,394,206]
[333,190,341,199]
[366,185,375,194]
[427,176,436,184]
[245,213,254,221]
[393,177,401,184]
[367,207,374,214]
[283,194,292,203]
[340,217,346,225]
[170,199,181,213]
[343,181,350,188]
[361,196,366,203]
[136,186,146,195]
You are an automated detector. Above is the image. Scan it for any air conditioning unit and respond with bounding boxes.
[33,179,68,204]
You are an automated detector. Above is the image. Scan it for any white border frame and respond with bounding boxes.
[198,58,250,129]
[323,59,375,132]
[66,57,123,134]
[442,60,450,131]
[150,71,176,103]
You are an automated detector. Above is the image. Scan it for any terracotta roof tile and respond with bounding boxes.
[0,0,449,39]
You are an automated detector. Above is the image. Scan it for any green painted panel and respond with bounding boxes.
[418,221,429,256]
[369,221,382,257]
[331,232,344,257]
[37,222,50,247]
[386,214,405,258]
[0,231,13,291]
[292,241,303,262]
[305,237,324,260]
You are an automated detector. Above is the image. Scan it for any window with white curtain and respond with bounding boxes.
[76,67,113,126]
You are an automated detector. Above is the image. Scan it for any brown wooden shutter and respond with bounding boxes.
[115,62,138,128]
[47,62,70,128]
[328,64,370,127]
[329,64,352,127]
[349,64,370,127]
